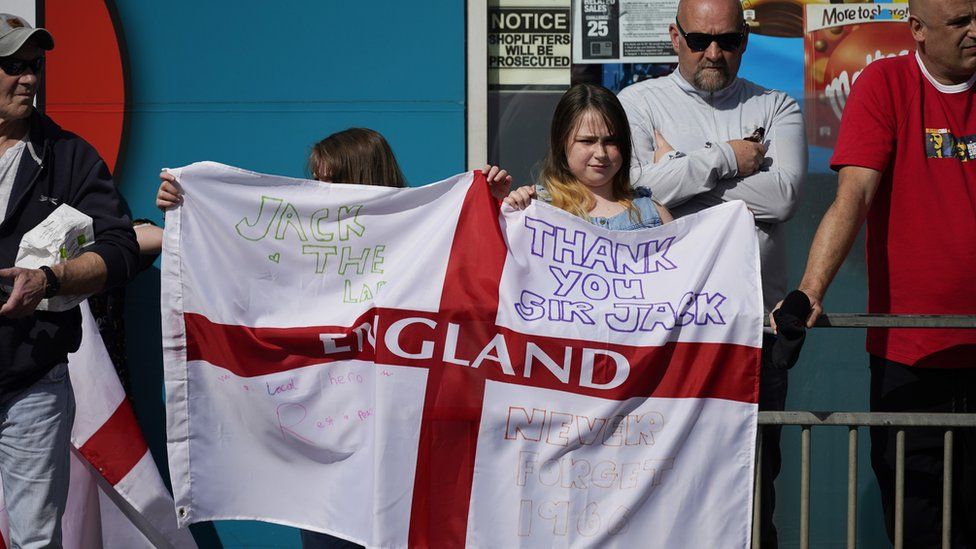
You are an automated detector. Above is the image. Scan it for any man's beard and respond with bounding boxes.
[693,60,732,92]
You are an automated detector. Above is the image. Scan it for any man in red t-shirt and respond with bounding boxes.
[775,0,976,545]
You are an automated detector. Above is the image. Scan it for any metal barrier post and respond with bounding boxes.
[800,425,811,549]
[847,427,857,549]
[943,430,953,549]
[894,430,905,549]
[752,429,763,549]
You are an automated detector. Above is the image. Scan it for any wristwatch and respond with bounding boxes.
[39,265,60,299]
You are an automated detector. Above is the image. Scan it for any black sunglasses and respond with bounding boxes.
[0,56,45,76]
[675,19,745,52]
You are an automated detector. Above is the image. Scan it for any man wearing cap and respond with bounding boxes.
[0,14,138,546]
[617,0,806,546]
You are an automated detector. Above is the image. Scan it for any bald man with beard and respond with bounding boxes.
[618,0,806,546]
[777,0,976,545]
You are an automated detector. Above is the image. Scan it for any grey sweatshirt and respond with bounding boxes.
[618,70,807,315]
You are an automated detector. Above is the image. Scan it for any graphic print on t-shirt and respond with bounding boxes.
[924,127,976,161]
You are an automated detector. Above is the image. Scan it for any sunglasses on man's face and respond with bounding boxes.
[0,56,44,76]
[675,19,745,52]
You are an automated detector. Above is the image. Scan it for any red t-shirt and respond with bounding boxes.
[831,53,976,368]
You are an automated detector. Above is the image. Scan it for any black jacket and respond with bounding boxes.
[0,110,139,398]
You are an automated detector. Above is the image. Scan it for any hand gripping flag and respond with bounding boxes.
[162,162,762,548]
[0,302,197,548]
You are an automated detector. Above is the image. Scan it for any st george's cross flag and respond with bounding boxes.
[0,302,196,549]
[162,162,762,548]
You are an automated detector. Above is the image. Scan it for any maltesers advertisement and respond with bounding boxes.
[803,3,914,148]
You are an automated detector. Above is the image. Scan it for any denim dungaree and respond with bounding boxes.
[535,185,662,231]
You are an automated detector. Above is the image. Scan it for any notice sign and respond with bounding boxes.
[489,2,572,88]
[573,0,678,64]
[803,3,914,147]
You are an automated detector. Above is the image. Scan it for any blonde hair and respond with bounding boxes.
[308,128,407,188]
[540,84,639,220]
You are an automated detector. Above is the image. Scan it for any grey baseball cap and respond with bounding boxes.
[0,14,54,57]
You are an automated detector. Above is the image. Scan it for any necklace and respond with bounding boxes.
[589,201,627,218]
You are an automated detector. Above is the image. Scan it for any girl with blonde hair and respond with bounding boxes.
[505,83,671,229]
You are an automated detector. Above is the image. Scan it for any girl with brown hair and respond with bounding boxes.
[157,127,510,204]
[154,128,509,547]
[306,127,407,186]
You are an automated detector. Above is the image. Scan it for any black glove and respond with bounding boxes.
[770,290,812,370]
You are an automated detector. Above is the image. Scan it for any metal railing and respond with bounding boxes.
[751,411,976,549]
[765,313,976,330]
[752,313,976,549]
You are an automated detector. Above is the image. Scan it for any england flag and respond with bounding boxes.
[163,162,761,548]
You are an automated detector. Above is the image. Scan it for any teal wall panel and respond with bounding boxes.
[113,0,466,224]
